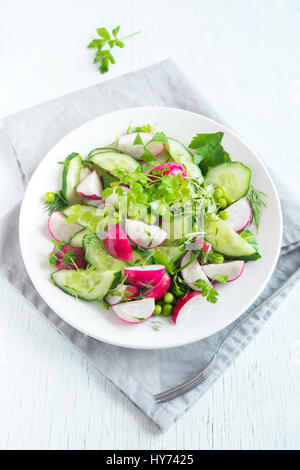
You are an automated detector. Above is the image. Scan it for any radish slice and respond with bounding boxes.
[125,219,167,249]
[48,211,82,243]
[224,197,252,232]
[54,245,87,270]
[181,251,209,291]
[104,185,130,208]
[84,199,105,208]
[186,239,211,252]
[105,285,139,306]
[202,261,245,282]
[124,265,165,288]
[149,162,187,179]
[118,132,164,160]
[143,273,171,300]
[172,292,203,325]
[112,298,155,324]
[80,166,92,181]
[76,170,103,199]
[104,224,133,261]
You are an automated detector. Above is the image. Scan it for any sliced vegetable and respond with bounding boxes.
[83,233,126,271]
[223,197,252,232]
[61,152,83,204]
[172,292,203,325]
[54,245,87,270]
[69,227,90,247]
[80,166,92,181]
[124,265,165,288]
[104,224,133,261]
[51,269,121,301]
[104,185,129,208]
[143,273,171,300]
[141,149,170,173]
[112,298,155,324]
[152,245,185,273]
[48,211,82,243]
[63,204,102,232]
[202,261,245,282]
[149,162,187,179]
[76,170,103,199]
[166,138,204,182]
[89,150,141,176]
[204,216,260,260]
[125,219,167,249]
[181,252,209,291]
[118,132,164,159]
[205,162,251,204]
[105,285,139,306]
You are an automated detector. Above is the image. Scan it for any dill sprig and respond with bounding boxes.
[43,191,67,215]
[247,185,267,232]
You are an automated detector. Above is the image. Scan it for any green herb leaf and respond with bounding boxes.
[96,28,111,40]
[127,123,152,133]
[112,25,121,37]
[213,274,228,283]
[239,229,259,251]
[139,149,157,162]
[190,133,230,175]
[246,185,267,231]
[133,133,144,146]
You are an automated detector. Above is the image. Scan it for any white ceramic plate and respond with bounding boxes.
[19,107,282,349]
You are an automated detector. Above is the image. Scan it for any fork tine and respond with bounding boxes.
[154,363,214,403]
[155,368,213,403]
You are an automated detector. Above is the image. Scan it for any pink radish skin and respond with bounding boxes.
[76,170,103,199]
[149,162,187,179]
[48,211,82,243]
[112,298,155,324]
[80,166,92,181]
[104,185,130,208]
[104,224,133,261]
[172,292,203,325]
[143,273,171,300]
[118,132,164,160]
[124,265,166,288]
[181,252,209,291]
[125,219,167,249]
[201,261,245,282]
[105,285,139,306]
[224,197,252,232]
[54,245,87,270]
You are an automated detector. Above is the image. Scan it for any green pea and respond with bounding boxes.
[44,192,55,203]
[192,223,199,233]
[219,210,229,220]
[163,292,174,304]
[162,303,173,316]
[218,198,227,209]
[214,186,224,199]
[153,304,162,316]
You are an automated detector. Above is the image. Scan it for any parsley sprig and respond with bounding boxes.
[193,275,228,304]
[49,240,78,269]
[88,26,141,74]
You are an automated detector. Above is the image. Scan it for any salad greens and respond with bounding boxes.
[88,26,141,74]
[45,123,266,326]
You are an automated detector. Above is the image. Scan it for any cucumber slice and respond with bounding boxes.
[69,227,90,247]
[142,149,170,174]
[204,216,260,260]
[51,269,121,301]
[152,246,185,273]
[63,204,104,232]
[166,138,204,182]
[83,234,126,272]
[89,151,141,176]
[61,153,83,204]
[205,162,251,204]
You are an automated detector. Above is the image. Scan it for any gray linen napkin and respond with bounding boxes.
[1,59,299,432]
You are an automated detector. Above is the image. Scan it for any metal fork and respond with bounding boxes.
[154,265,300,403]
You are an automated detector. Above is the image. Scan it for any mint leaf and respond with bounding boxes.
[97,28,111,40]
[133,133,144,146]
[189,132,224,149]
[139,149,157,162]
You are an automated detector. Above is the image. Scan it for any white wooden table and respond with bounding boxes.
[0,0,299,450]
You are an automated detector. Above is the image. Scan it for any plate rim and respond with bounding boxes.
[19,106,283,349]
